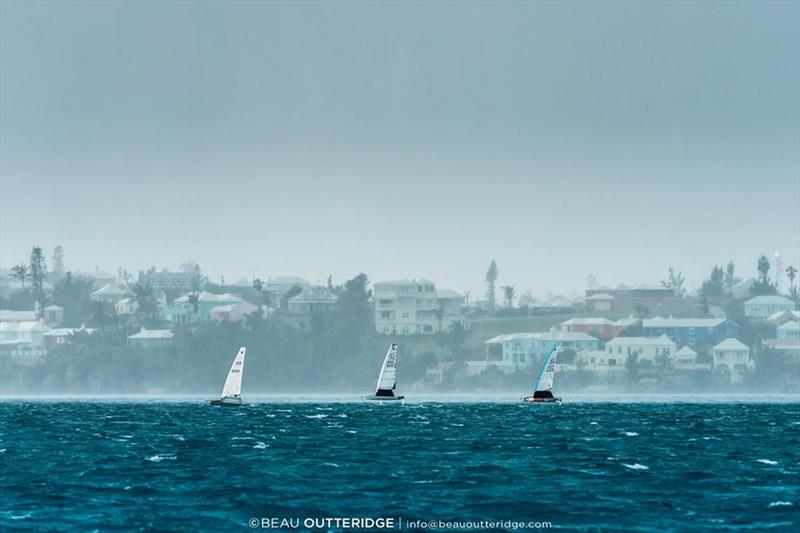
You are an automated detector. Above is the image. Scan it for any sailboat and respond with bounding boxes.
[363,343,404,403]
[522,345,561,403]
[210,347,246,406]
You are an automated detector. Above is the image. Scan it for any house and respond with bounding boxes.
[374,279,459,335]
[42,327,95,349]
[264,277,311,305]
[605,335,677,365]
[672,346,711,371]
[287,286,338,315]
[744,295,796,322]
[0,310,38,322]
[169,291,243,322]
[209,301,259,322]
[560,318,615,338]
[0,319,49,362]
[777,320,800,340]
[767,310,800,326]
[128,328,174,348]
[585,293,615,311]
[115,298,138,316]
[42,304,63,326]
[577,349,627,372]
[712,338,752,384]
[90,284,130,304]
[731,278,755,300]
[480,331,599,373]
[145,270,198,292]
[642,317,739,349]
[437,289,466,326]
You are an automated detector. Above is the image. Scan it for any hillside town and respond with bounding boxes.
[1,246,798,394]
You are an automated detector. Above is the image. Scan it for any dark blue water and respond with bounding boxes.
[1,400,799,532]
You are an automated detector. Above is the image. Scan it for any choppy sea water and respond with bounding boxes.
[1,399,798,532]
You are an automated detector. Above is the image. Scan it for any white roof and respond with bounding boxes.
[43,327,95,337]
[210,301,258,313]
[606,335,676,347]
[436,289,464,300]
[266,277,310,286]
[676,346,698,357]
[614,317,639,327]
[0,320,49,333]
[586,293,615,300]
[0,310,38,321]
[745,295,795,306]
[561,318,614,326]
[643,317,728,328]
[91,284,128,296]
[174,291,242,304]
[777,320,800,331]
[128,329,174,340]
[484,331,597,344]
[713,338,749,351]
[43,304,63,311]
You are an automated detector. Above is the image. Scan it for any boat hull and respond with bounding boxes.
[522,395,561,404]
[210,397,242,407]
[362,395,405,402]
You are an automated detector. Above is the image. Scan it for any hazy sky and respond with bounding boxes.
[1,0,798,298]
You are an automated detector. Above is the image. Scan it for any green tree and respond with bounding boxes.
[11,263,28,289]
[29,247,48,309]
[501,285,516,308]
[485,260,498,311]
[433,304,445,332]
[724,261,740,294]
[187,292,200,317]
[132,277,160,324]
[750,255,777,296]
[53,272,96,327]
[443,321,470,361]
[661,267,686,297]
[786,265,798,303]
[700,265,725,300]
[281,285,304,309]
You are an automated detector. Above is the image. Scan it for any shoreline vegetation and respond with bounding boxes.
[1,247,799,396]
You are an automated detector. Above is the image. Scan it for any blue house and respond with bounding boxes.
[642,317,739,349]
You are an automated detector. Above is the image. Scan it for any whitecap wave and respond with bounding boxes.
[756,459,778,465]
[146,454,176,462]
[304,414,328,419]
[624,432,639,437]
[768,501,793,507]
[622,463,649,470]
[253,442,267,449]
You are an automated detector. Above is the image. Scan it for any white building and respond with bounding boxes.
[481,331,599,373]
[604,335,676,365]
[127,328,174,348]
[744,295,796,322]
[712,338,752,384]
[264,277,311,303]
[776,320,800,341]
[90,284,130,304]
[373,279,464,335]
[672,346,711,371]
[0,319,50,362]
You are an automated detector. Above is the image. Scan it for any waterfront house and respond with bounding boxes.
[481,331,599,373]
[642,317,739,349]
[672,346,711,371]
[0,319,49,362]
[127,328,174,348]
[776,320,800,341]
[169,291,243,323]
[374,279,464,335]
[605,335,677,365]
[712,338,752,384]
[209,301,259,322]
[42,327,95,349]
[744,295,796,322]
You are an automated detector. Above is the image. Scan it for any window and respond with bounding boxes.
[609,359,617,366]
[519,354,526,362]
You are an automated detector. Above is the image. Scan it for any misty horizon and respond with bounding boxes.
[1,0,798,298]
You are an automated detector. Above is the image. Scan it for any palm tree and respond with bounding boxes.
[187,292,200,318]
[501,285,516,308]
[786,266,797,294]
[11,263,29,288]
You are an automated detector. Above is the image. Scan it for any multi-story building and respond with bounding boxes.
[584,284,691,313]
[712,338,752,383]
[744,295,796,322]
[373,279,463,335]
[604,335,676,365]
[482,331,599,373]
[560,317,638,338]
[642,317,739,350]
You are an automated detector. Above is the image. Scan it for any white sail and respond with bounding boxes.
[221,347,246,398]
[375,343,398,394]
[534,345,559,392]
